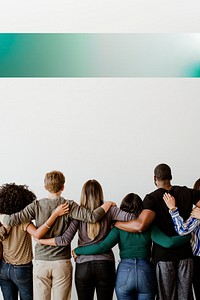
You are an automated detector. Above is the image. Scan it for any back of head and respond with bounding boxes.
[193,178,200,191]
[0,183,36,214]
[120,193,143,218]
[44,170,65,193]
[80,179,104,240]
[80,179,104,210]
[154,163,172,181]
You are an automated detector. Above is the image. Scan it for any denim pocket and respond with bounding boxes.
[14,264,33,283]
[139,266,157,293]
[115,267,131,288]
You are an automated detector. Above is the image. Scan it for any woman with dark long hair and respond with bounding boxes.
[73,192,190,300]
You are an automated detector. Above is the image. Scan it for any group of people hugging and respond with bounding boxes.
[0,163,200,300]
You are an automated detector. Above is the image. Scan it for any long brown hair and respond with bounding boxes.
[80,179,104,240]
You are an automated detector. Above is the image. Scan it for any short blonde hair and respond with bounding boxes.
[44,171,65,193]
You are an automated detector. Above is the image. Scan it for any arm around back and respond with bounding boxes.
[151,225,191,248]
[115,209,155,233]
[68,200,115,223]
[2,202,36,227]
[27,203,69,239]
[74,227,119,255]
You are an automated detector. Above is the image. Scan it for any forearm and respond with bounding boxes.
[170,209,198,235]
[55,219,78,246]
[29,209,62,239]
[3,203,35,227]
[69,201,105,223]
[115,210,155,233]
[115,220,141,233]
[75,229,118,255]
[151,225,191,248]
[39,237,56,246]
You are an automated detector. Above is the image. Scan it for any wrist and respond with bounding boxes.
[169,207,177,212]
[45,222,51,229]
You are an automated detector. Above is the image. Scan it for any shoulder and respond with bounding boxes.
[143,189,161,204]
[66,199,78,208]
[143,189,165,211]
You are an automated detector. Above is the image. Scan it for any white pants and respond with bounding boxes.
[33,259,72,300]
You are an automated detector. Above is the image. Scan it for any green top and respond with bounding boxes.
[74,225,191,259]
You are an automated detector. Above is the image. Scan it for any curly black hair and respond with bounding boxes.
[0,183,36,214]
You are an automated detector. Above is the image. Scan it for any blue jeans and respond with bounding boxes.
[0,260,33,300]
[115,258,157,300]
[75,260,116,300]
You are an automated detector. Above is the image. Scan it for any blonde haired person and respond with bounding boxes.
[1,172,114,300]
[37,179,137,300]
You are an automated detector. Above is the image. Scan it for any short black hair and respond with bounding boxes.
[120,193,143,217]
[154,163,172,181]
[0,183,36,214]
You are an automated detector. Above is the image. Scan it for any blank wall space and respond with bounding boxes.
[0,78,200,299]
[0,78,199,199]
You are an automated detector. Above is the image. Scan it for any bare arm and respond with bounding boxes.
[115,209,155,233]
[38,219,78,246]
[37,237,56,246]
[195,200,200,208]
[27,203,69,239]
[190,207,200,219]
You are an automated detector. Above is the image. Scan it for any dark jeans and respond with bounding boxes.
[0,260,33,300]
[115,258,157,300]
[193,256,200,300]
[75,260,116,300]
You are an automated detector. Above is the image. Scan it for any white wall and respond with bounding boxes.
[0,78,200,299]
[1,78,200,199]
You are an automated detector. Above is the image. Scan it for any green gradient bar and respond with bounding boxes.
[0,33,200,77]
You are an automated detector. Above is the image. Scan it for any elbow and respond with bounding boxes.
[32,232,42,239]
[90,215,101,223]
[136,223,147,233]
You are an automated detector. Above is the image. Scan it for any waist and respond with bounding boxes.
[1,259,32,267]
[121,258,150,263]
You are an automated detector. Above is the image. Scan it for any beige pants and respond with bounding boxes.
[33,259,72,300]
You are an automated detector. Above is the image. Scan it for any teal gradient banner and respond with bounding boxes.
[0,33,200,77]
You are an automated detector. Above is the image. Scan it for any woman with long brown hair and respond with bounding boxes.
[38,179,136,300]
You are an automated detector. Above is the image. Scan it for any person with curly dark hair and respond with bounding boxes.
[0,172,114,300]
[0,183,68,300]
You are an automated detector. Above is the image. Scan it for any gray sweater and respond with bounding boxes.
[54,206,136,263]
[3,196,105,261]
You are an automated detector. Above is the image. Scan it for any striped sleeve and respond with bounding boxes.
[170,208,200,236]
